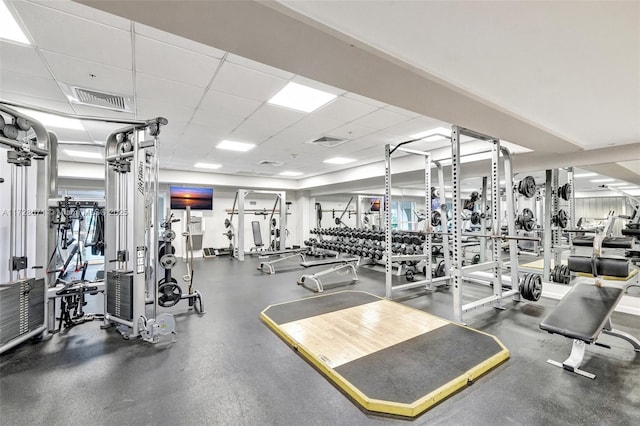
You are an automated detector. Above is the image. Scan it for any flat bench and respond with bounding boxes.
[258,252,307,275]
[297,257,359,293]
[540,255,640,379]
[300,257,357,268]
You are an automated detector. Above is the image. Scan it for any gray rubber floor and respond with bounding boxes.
[1,256,639,425]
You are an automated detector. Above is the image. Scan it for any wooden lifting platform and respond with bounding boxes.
[261,291,509,418]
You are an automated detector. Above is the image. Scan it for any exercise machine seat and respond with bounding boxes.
[572,236,634,249]
[621,228,640,236]
[567,256,629,277]
[540,283,624,343]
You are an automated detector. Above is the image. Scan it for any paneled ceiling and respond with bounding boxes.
[0,0,483,178]
[0,0,638,193]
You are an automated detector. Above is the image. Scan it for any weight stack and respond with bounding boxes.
[0,278,45,346]
[106,271,134,322]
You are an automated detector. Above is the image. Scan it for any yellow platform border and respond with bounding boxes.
[260,290,509,418]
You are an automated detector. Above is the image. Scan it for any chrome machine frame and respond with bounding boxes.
[0,104,51,354]
[102,117,174,342]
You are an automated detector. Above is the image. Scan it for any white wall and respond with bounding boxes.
[575,196,630,236]
[163,187,301,257]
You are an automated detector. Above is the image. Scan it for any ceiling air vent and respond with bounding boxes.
[307,136,346,148]
[257,160,284,167]
[59,83,134,113]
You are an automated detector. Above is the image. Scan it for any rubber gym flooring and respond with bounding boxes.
[1,257,639,425]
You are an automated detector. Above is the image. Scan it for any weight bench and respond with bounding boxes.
[297,257,359,293]
[258,252,306,275]
[540,255,640,379]
[572,236,634,249]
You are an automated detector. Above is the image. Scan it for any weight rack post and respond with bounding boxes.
[543,170,553,281]
[451,126,463,322]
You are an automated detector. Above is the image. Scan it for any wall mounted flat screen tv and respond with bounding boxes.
[170,186,213,210]
[370,198,382,212]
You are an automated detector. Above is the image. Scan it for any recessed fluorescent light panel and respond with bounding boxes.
[410,126,451,141]
[194,163,221,169]
[268,82,337,113]
[0,0,30,44]
[280,171,303,177]
[618,186,639,190]
[605,182,628,187]
[216,140,255,152]
[15,108,84,130]
[323,157,355,165]
[573,172,597,178]
[590,178,614,183]
[64,149,102,159]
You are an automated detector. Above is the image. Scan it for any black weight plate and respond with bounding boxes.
[432,210,442,227]
[158,243,176,258]
[472,254,481,264]
[518,176,537,198]
[405,270,415,282]
[529,275,542,301]
[158,282,182,307]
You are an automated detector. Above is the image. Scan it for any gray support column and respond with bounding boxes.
[543,170,553,281]
[490,139,503,308]
[479,176,487,262]
[425,153,432,289]
[384,144,393,299]
[451,127,463,322]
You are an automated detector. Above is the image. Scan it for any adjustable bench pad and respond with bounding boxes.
[540,283,624,343]
[572,236,634,249]
[568,256,629,277]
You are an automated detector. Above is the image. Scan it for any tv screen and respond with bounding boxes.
[370,198,382,212]
[170,186,213,210]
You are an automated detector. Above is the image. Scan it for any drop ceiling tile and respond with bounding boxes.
[49,126,92,142]
[351,108,411,130]
[135,35,221,88]
[0,70,67,102]
[244,104,305,133]
[275,114,345,142]
[290,75,346,97]
[13,1,132,69]
[42,51,134,95]
[0,93,75,114]
[135,23,225,58]
[190,110,245,135]
[136,73,205,108]
[30,0,131,30]
[382,116,447,138]
[210,61,288,101]
[326,122,376,140]
[71,104,135,120]
[136,97,195,124]
[344,92,387,108]
[314,96,378,123]
[81,121,130,143]
[383,104,421,118]
[0,41,51,78]
[226,53,293,80]
[199,90,261,118]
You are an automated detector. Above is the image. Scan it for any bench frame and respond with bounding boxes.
[543,232,640,378]
[297,258,359,293]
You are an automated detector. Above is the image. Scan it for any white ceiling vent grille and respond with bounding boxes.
[59,83,133,113]
[307,136,347,148]
[257,160,284,167]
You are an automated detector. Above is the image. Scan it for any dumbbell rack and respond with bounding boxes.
[306,227,450,281]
